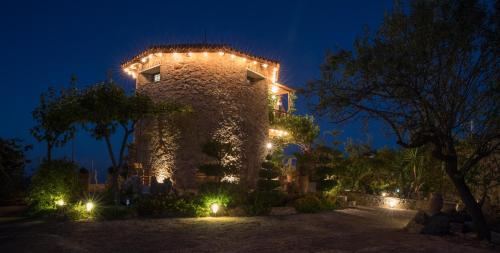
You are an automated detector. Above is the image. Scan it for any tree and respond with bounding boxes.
[306,0,499,239]
[276,115,320,193]
[31,84,80,161]
[79,80,186,203]
[0,138,31,202]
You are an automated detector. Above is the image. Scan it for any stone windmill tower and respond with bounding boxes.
[122,44,294,191]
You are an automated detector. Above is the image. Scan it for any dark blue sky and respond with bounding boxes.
[1,0,396,175]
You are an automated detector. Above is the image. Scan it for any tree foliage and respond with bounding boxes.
[79,80,187,203]
[306,0,499,239]
[0,138,31,202]
[31,84,80,161]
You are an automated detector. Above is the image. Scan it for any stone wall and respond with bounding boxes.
[344,192,457,212]
[134,52,272,190]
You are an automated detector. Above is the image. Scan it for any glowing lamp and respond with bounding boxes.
[381,192,387,197]
[141,57,148,63]
[203,52,208,57]
[86,202,94,212]
[266,142,273,149]
[242,57,247,62]
[187,52,193,57]
[262,63,268,68]
[271,85,279,93]
[253,61,257,65]
[386,197,399,209]
[55,199,65,206]
[210,203,220,215]
[230,54,235,59]
[218,51,224,56]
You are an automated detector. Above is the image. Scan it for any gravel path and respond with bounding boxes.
[0,206,495,252]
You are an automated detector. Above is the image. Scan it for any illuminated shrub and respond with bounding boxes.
[27,160,81,214]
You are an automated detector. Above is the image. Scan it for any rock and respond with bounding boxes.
[491,231,500,245]
[405,211,429,233]
[421,212,451,236]
[269,207,297,216]
[429,193,444,215]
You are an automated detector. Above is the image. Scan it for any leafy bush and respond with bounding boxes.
[294,194,337,213]
[134,195,199,217]
[98,205,133,220]
[245,191,287,216]
[294,195,322,213]
[257,157,281,191]
[27,160,81,213]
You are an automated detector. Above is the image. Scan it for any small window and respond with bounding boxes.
[153,73,161,82]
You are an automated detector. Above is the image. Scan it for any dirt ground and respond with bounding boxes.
[0,206,496,253]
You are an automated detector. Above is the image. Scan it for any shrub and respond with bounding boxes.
[257,157,281,191]
[134,195,199,217]
[245,191,287,216]
[98,205,133,220]
[27,160,81,214]
[294,195,322,213]
[294,194,337,213]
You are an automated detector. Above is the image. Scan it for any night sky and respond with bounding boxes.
[1,0,396,177]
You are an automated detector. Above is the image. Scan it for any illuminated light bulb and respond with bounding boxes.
[210,203,220,215]
[55,199,65,206]
[187,52,193,57]
[266,142,273,149]
[271,95,276,99]
[386,197,399,209]
[86,202,94,212]
[242,57,247,62]
[148,54,153,59]
[141,57,148,63]
[381,192,387,197]
[271,85,279,93]
[262,63,268,68]
[230,54,235,59]
[283,131,289,136]
[203,52,208,57]
[253,61,257,65]
[218,51,224,56]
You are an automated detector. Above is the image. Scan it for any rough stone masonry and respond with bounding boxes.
[123,44,283,191]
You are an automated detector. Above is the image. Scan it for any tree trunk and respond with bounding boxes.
[444,155,491,240]
[104,135,120,204]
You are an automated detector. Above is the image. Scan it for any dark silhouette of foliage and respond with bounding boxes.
[0,138,31,202]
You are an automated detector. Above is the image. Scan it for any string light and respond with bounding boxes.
[262,63,268,68]
[187,52,193,57]
[253,61,257,65]
[271,85,279,93]
[141,57,148,63]
[203,52,208,57]
[230,54,235,59]
[218,51,224,56]
[266,142,273,149]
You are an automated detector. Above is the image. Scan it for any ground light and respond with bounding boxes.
[385,197,399,209]
[86,201,94,212]
[210,203,220,216]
